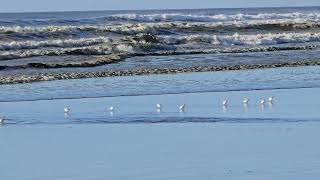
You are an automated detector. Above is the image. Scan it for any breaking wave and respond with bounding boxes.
[1,12,319,25]
[1,19,320,35]
[0,44,138,60]
[2,31,320,52]
[110,12,320,22]
[2,8,320,70]
[0,37,110,51]
[1,43,319,61]
[163,32,320,46]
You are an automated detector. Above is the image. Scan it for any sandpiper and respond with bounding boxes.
[268,96,274,103]
[222,100,228,106]
[109,106,115,112]
[0,116,5,124]
[243,98,250,104]
[179,104,186,112]
[64,108,70,113]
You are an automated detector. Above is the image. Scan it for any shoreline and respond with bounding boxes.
[1,60,320,84]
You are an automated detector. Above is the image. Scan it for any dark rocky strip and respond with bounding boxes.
[1,60,320,85]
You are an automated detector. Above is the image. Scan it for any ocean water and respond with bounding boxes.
[1,69,320,179]
[1,123,320,180]
[1,7,320,180]
[0,65,320,102]
[1,7,320,76]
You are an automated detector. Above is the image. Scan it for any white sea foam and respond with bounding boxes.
[0,18,318,35]
[114,44,134,53]
[0,37,110,50]
[163,32,320,46]
[111,12,320,22]
[1,31,320,60]
[0,45,113,60]
[0,25,74,33]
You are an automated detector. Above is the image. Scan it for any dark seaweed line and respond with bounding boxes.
[1,60,320,85]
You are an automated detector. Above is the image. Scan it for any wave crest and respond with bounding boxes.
[110,12,320,22]
[0,37,110,51]
[163,32,320,46]
[1,19,319,36]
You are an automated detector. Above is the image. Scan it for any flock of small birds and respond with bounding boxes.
[0,97,274,124]
[62,96,274,114]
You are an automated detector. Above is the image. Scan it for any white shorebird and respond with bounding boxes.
[0,116,5,123]
[222,100,228,106]
[268,97,274,103]
[243,98,250,104]
[109,106,115,112]
[260,99,265,105]
[156,104,162,112]
[179,104,186,112]
[64,107,70,113]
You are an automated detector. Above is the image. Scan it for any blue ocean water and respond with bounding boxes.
[1,6,320,124]
[1,7,320,180]
[1,6,320,69]
[0,7,319,126]
[0,66,319,125]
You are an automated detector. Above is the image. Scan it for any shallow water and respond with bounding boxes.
[0,65,320,102]
[0,65,320,125]
[0,80,319,125]
[1,66,320,179]
[1,123,320,180]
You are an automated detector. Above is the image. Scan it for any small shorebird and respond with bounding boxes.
[243,98,250,104]
[179,104,186,112]
[109,106,115,112]
[268,97,274,103]
[222,100,228,106]
[260,99,265,105]
[0,116,5,123]
[64,107,71,113]
[156,104,162,112]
